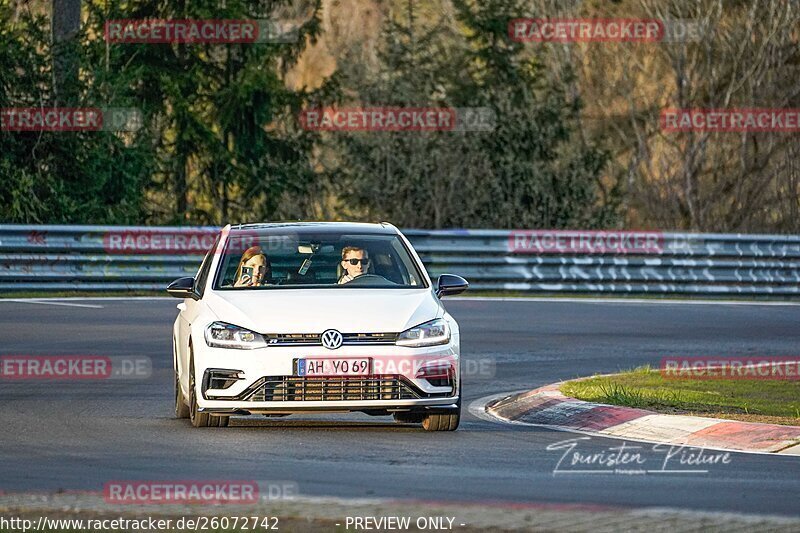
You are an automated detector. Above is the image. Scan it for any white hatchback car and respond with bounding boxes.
[168,222,468,431]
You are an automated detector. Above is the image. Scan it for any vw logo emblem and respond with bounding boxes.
[321,329,343,350]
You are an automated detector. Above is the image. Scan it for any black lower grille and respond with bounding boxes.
[203,369,243,391]
[245,375,421,402]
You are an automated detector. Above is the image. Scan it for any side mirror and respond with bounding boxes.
[167,277,199,300]
[436,274,469,298]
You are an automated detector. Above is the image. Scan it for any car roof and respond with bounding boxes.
[229,221,398,235]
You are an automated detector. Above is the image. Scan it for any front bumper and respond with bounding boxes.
[193,341,460,414]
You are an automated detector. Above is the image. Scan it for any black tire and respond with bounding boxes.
[422,392,461,431]
[189,350,229,428]
[174,368,190,419]
[422,370,462,431]
[421,411,460,431]
[393,412,425,424]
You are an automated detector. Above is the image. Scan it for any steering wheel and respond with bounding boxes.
[344,274,396,286]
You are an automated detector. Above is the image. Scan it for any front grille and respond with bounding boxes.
[264,332,398,346]
[265,333,319,346]
[245,375,421,402]
[342,332,397,345]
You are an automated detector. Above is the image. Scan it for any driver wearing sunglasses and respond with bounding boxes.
[338,246,369,284]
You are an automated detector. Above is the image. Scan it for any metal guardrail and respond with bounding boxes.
[0,225,798,296]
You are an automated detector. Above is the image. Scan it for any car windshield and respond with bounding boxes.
[213,227,427,289]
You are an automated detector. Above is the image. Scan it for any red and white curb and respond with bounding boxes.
[483,384,800,455]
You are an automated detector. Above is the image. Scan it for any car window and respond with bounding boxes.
[194,234,220,298]
[213,229,427,289]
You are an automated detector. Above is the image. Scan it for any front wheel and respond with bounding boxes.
[174,368,190,419]
[189,350,229,428]
[422,392,461,431]
[421,411,460,431]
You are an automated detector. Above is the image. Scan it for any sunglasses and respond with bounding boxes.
[344,258,369,265]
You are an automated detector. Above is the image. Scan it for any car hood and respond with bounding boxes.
[206,288,442,334]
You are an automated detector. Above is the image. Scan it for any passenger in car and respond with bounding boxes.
[338,246,369,284]
[234,245,271,287]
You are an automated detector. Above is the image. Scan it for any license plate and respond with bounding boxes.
[295,358,372,377]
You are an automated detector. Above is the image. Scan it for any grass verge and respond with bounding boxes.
[561,366,800,426]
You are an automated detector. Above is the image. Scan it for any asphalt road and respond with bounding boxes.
[1,297,799,517]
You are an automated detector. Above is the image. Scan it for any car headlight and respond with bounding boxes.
[204,321,267,349]
[396,318,451,347]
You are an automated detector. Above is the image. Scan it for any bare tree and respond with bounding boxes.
[536,0,800,232]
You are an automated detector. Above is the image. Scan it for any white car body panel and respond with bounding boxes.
[205,289,443,334]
